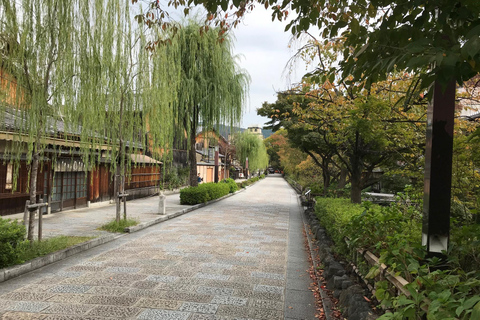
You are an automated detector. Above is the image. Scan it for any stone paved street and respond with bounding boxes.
[0,175,315,319]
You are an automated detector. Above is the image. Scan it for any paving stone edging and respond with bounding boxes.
[0,234,121,284]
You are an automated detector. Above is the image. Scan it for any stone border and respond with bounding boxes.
[0,234,121,284]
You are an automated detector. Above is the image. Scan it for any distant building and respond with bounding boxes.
[247,124,264,140]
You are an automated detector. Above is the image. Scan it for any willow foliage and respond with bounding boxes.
[0,0,178,192]
[235,131,268,172]
[157,21,249,186]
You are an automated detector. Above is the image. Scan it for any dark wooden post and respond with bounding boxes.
[422,80,456,257]
[214,148,219,183]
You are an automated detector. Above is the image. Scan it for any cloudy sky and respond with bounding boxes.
[230,9,310,128]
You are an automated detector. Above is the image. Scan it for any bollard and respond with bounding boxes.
[158,192,166,215]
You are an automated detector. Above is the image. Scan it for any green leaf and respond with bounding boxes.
[351,18,360,35]
[471,302,480,320]
[462,37,480,59]
[368,4,376,18]
[465,296,480,309]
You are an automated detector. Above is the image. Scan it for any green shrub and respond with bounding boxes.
[222,178,238,193]
[260,174,265,179]
[314,197,364,251]
[180,182,230,205]
[0,218,26,268]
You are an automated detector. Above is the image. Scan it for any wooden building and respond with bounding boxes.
[0,66,162,216]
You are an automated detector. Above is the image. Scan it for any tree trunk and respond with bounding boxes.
[338,166,348,189]
[27,152,39,242]
[350,157,363,204]
[114,166,120,223]
[189,127,198,187]
[322,158,331,195]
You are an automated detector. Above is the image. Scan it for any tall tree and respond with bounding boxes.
[234,131,268,173]
[0,0,77,240]
[1,0,178,226]
[157,21,249,186]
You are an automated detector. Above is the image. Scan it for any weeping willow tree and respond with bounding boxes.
[0,0,77,240]
[66,1,178,222]
[0,0,178,226]
[235,131,268,174]
[158,21,249,186]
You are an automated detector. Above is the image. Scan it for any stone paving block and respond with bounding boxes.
[251,272,285,280]
[195,273,230,281]
[233,290,283,301]
[67,266,104,272]
[188,313,215,320]
[156,283,196,292]
[196,286,234,296]
[136,308,190,320]
[86,278,134,287]
[57,277,92,285]
[156,291,213,303]
[253,284,284,294]
[196,280,252,291]
[85,286,129,295]
[0,300,16,311]
[42,315,103,320]
[215,305,249,318]
[86,305,141,318]
[54,272,84,278]
[123,288,158,298]
[130,280,160,289]
[34,277,64,285]
[248,307,283,319]
[249,299,283,310]
[146,275,179,283]
[42,303,92,315]
[166,270,197,277]
[84,295,139,306]
[179,302,218,314]
[46,294,88,304]
[1,292,54,301]
[7,301,51,312]
[0,311,47,320]
[105,267,141,273]
[109,273,148,282]
[211,296,247,306]
[48,285,91,294]
[135,298,182,310]
[14,284,54,293]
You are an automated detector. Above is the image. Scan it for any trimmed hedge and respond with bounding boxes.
[0,218,27,268]
[180,182,230,205]
[222,178,238,193]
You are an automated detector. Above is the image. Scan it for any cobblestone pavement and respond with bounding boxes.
[0,175,315,319]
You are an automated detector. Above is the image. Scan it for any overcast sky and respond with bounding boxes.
[230,9,309,128]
